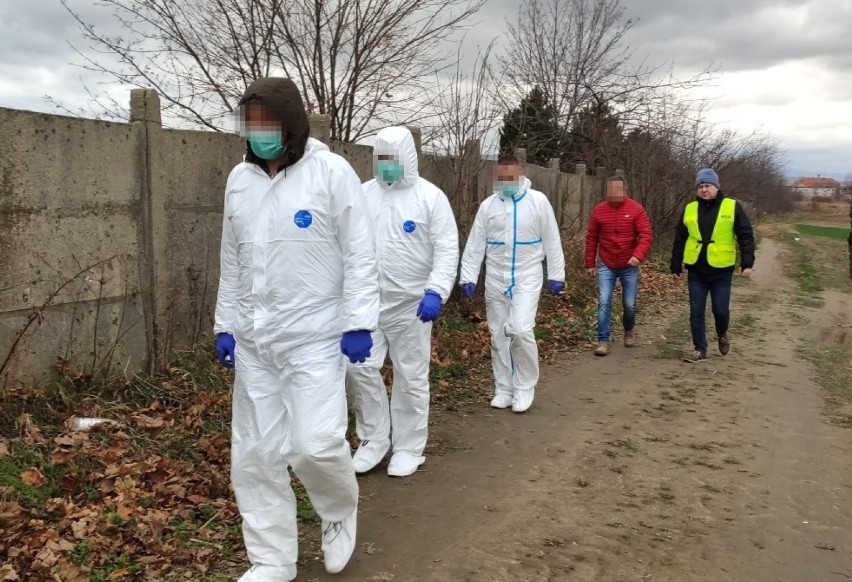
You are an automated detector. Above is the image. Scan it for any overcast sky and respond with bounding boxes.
[1,0,849,177]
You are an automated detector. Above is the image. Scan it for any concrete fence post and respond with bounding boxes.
[130,88,167,372]
[515,148,527,165]
[575,163,587,176]
[309,114,331,145]
[550,158,564,229]
[462,137,481,205]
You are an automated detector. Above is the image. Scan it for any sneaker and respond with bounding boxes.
[594,343,609,356]
[238,564,297,582]
[490,393,513,409]
[682,350,707,363]
[512,388,534,413]
[351,439,390,474]
[624,330,635,347]
[322,510,357,574]
[387,451,425,477]
[718,335,730,356]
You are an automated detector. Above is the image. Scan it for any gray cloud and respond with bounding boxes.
[1,0,850,173]
[0,0,125,113]
[785,145,852,176]
[623,0,852,75]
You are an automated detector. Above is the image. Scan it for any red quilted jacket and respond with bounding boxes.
[584,198,653,269]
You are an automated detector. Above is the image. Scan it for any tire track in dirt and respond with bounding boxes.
[298,238,851,582]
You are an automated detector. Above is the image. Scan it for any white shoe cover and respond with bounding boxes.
[352,439,390,474]
[238,564,297,582]
[322,509,357,574]
[512,388,534,413]
[386,451,425,477]
[490,393,513,409]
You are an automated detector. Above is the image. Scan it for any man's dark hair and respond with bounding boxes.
[606,175,625,184]
[497,153,520,166]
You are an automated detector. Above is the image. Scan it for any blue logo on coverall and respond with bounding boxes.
[403,220,416,233]
[294,210,313,228]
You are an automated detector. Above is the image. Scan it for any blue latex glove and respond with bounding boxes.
[215,333,235,368]
[461,283,476,299]
[416,290,442,322]
[341,330,373,364]
[547,280,564,295]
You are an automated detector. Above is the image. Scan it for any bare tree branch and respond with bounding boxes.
[59,0,486,139]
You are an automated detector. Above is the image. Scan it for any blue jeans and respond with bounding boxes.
[687,270,732,352]
[596,262,639,342]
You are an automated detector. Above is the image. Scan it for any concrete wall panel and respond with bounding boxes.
[0,95,605,386]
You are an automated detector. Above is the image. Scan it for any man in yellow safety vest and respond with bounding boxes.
[670,168,755,363]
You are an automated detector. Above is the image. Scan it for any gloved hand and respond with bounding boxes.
[341,330,373,364]
[461,283,476,299]
[215,333,235,368]
[547,280,564,295]
[416,290,442,322]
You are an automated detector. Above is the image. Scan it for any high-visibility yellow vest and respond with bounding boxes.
[683,198,736,268]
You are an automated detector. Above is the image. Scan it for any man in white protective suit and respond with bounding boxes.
[459,153,565,413]
[345,126,459,478]
[214,77,380,582]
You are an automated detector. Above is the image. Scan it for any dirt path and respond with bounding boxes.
[299,237,852,582]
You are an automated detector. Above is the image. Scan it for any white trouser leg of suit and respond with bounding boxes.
[345,329,391,445]
[385,313,433,456]
[486,293,513,399]
[486,286,541,398]
[231,338,358,568]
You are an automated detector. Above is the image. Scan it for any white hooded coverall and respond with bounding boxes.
[215,137,380,568]
[459,177,564,400]
[345,127,459,460]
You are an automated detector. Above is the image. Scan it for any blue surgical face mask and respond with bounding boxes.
[377,159,404,183]
[496,182,519,198]
[246,129,286,160]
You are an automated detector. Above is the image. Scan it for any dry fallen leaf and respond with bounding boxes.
[0,503,24,528]
[0,564,19,581]
[21,468,47,487]
[54,434,77,447]
[50,445,77,465]
[32,546,59,571]
[18,413,47,445]
[134,414,165,429]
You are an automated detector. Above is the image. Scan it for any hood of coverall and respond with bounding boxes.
[239,77,310,171]
[373,126,419,189]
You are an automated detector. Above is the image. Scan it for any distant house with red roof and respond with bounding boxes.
[791,177,840,200]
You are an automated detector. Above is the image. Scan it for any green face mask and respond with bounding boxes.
[377,160,404,183]
[496,182,519,198]
[246,129,286,160]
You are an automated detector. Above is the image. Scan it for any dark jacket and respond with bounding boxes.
[238,77,310,174]
[670,191,755,275]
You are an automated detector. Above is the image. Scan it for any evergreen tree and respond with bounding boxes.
[498,86,569,166]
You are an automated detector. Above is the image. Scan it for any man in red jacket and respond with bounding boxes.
[584,176,653,356]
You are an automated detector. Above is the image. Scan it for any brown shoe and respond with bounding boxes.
[594,343,610,356]
[682,350,707,363]
[624,330,635,347]
[718,335,730,356]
